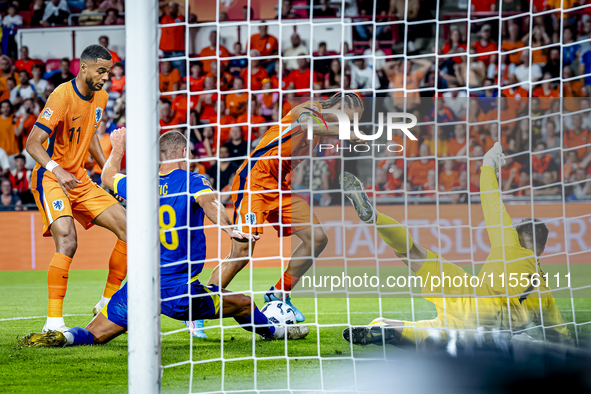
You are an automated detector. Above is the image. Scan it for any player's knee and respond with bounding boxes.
[313,227,328,254]
[56,232,78,256]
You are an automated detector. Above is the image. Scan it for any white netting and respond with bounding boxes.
[156,0,591,392]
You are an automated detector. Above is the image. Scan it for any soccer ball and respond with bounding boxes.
[261,301,296,325]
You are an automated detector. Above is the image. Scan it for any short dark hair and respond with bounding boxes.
[319,41,327,48]
[319,92,364,111]
[80,44,112,63]
[515,218,549,248]
[159,130,187,160]
[15,154,25,161]
[32,64,44,72]
[536,141,547,150]
[60,57,70,64]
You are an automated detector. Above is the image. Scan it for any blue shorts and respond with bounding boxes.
[101,281,221,329]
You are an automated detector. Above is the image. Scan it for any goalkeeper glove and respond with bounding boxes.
[482,142,506,172]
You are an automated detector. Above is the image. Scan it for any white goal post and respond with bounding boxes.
[125,0,161,393]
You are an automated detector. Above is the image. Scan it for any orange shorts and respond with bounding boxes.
[31,168,118,236]
[231,176,320,235]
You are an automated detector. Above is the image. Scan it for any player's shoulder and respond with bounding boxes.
[49,81,71,99]
[189,171,213,187]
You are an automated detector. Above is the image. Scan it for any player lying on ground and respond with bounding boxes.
[26,44,127,332]
[207,92,365,323]
[19,130,309,347]
[341,143,572,347]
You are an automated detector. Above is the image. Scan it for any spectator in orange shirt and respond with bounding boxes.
[159,2,186,77]
[236,100,265,142]
[564,113,591,159]
[439,159,460,191]
[420,169,438,198]
[532,141,559,184]
[15,98,37,152]
[469,143,484,187]
[239,50,268,91]
[366,166,401,198]
[199,30,230,74]
[407,143,436,188]
[186,61,205,92]
[286,58,321,93]
[0,100,17,156]
[448,123,468,159]
[501,22,526,65]
[207,60,233,91]
[225,77,249,117]
[195,76,218,115]
[500,151,522,191]
[423,126,449,157]
[472,24,498,66]
[159,100,183,131]
[171,81,198,124]
[159,61,181,93]
[110,62,125,94]
[562,65,587,113]
[99,35,121,63]
[250,25,279,57]
[533,72,559,111]
[14,47,38,76]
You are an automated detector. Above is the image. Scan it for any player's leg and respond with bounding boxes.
[31,173,79,332]
[208,238,257,288]
[263,195,328,322]
[78,191,127,315]
[180,283,309,340]
[44,216,78,332]
[341,172,429,272]
[20,283,128,348]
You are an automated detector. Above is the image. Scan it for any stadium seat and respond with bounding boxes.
[70,58,80,74]
[45,58,62,73]
[19,11,32,26]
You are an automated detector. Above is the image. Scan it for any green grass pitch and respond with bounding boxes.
[1,268,590,393]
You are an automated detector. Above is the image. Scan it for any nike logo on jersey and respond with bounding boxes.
[72,116,81,121]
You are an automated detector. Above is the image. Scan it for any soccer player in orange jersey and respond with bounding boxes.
[207,92,365,322]
[26,45,127,332]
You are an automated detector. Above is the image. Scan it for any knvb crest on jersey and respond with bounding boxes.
[52,199,64,211]
[95,107,103,124]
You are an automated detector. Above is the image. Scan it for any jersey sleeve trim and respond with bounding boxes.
[113,174,126,195]
[34,122,52,134]
[194,188,214,200]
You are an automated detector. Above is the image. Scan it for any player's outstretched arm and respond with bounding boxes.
[480,142,520,249]
[291,101,367,143]
[26,126,81,197]
[196,193,260,242]
[101,127,126,191]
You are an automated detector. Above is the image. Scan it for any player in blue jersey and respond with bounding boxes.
[20,129,309,347]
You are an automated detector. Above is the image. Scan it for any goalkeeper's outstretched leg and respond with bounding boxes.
[340,172,474,347]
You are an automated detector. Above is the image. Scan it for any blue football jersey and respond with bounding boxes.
[113,169,214,289]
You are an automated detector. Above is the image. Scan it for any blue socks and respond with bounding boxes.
[64,327,95,346]
[234,306,275,338]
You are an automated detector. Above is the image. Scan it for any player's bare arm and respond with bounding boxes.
[26,125,81,197]
[101,127,126,191]
[196,192,260,243]
[88,131,108,170]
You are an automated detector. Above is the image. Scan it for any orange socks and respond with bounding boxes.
[103,240,127,298]
[275,272,300,292]
[47,253,73,317]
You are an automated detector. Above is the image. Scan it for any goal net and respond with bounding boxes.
[145,0,591,391]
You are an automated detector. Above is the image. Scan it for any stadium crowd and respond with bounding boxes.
[1,0,591,210]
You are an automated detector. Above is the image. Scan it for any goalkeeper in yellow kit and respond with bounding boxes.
[341,143,572,347]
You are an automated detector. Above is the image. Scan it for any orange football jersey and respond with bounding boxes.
[33,80,108,181]
[236,101,324,188]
